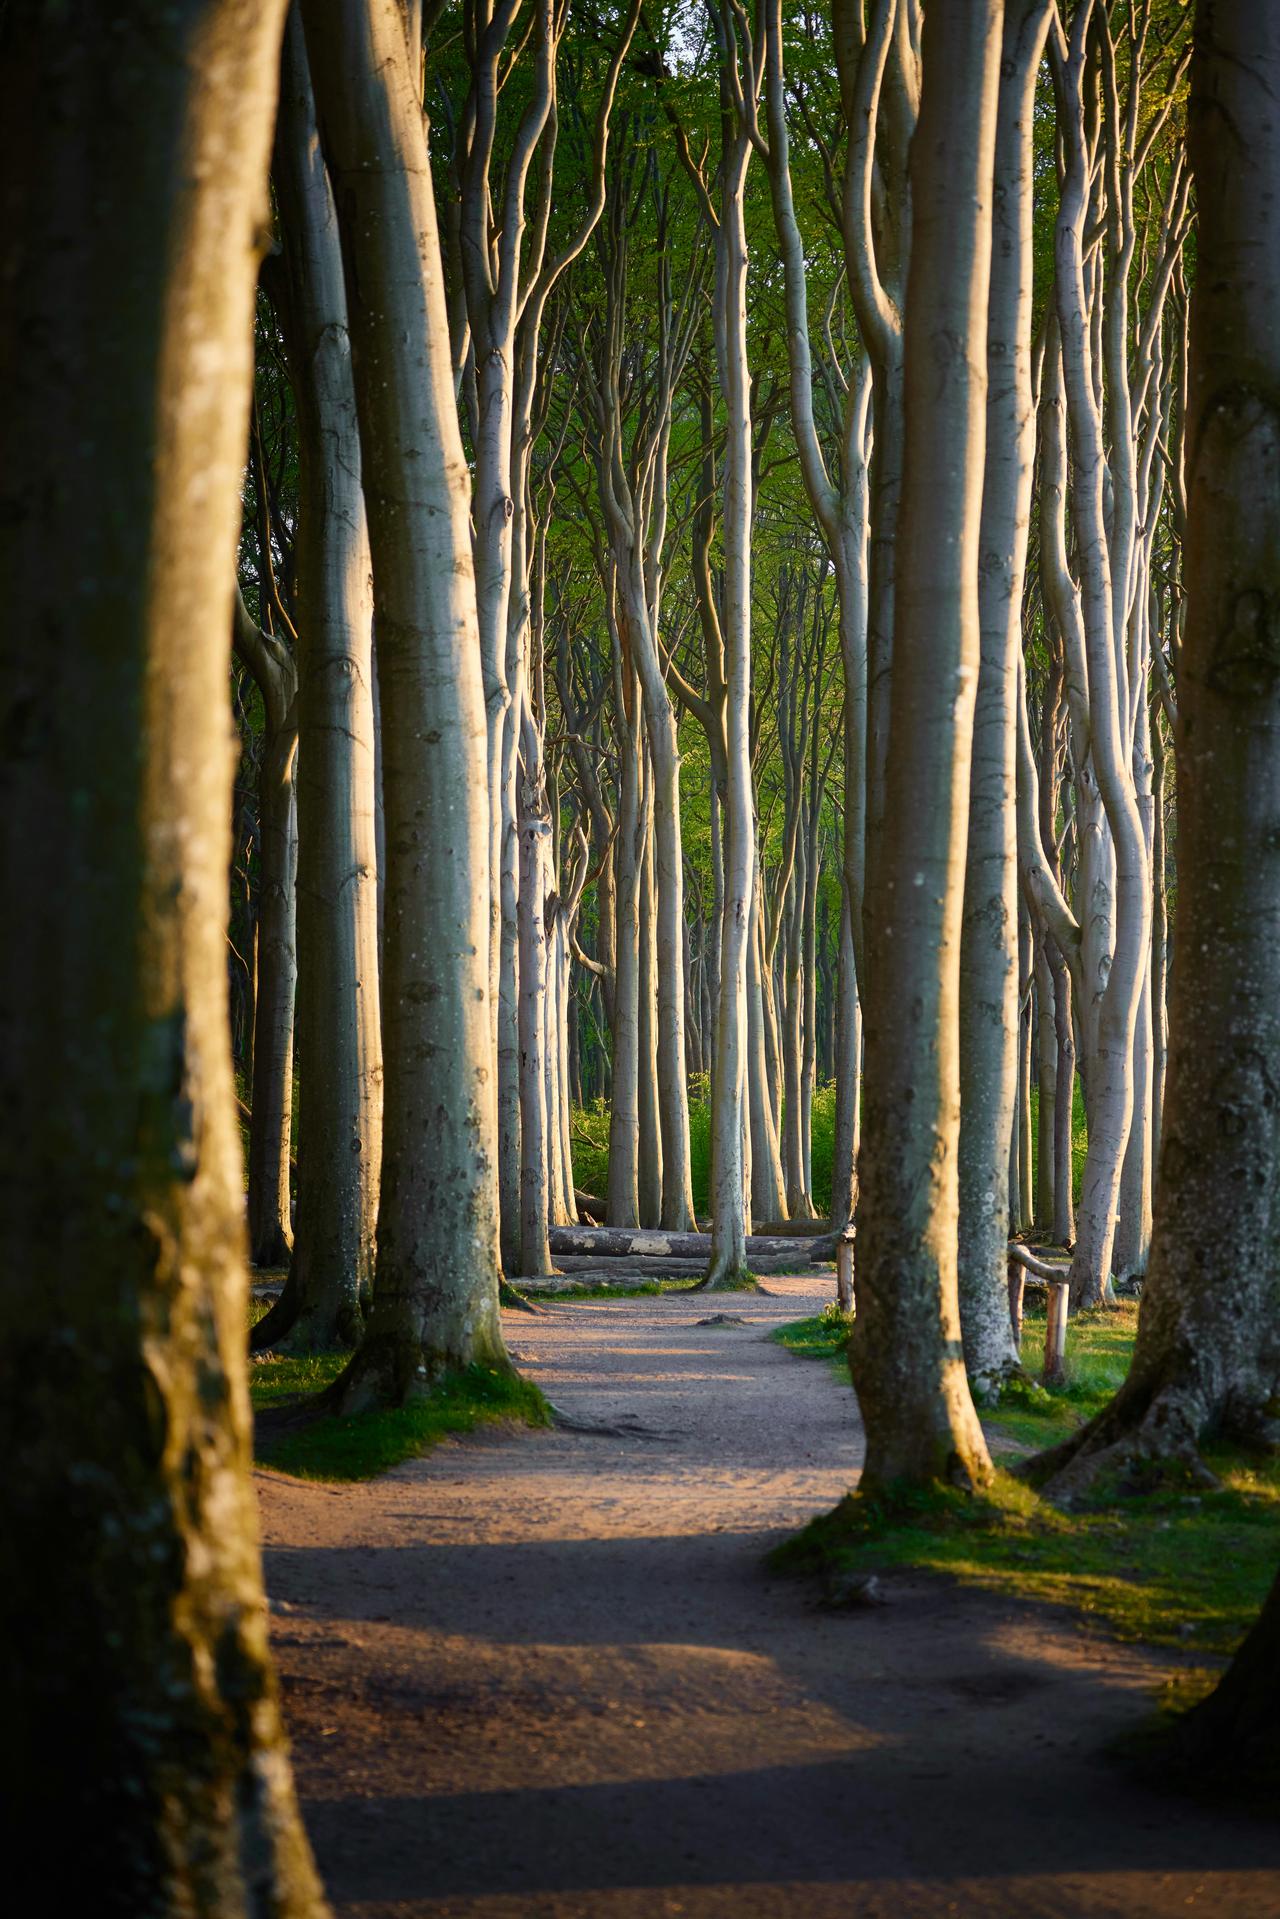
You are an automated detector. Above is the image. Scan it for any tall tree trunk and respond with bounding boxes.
[235,591,299,1270]
[1035,932,1057,1228]
[607,659,644,1226]
[706,26,757,1287]
[497,704,523,1271]
[517,770,555,1275]
[1054,14,1153,1310]
[0,1,325,1905]
[957,0,1051,1397]
[304,0,506,1405]
[849,0,1003,1493]
[256,10,382,1353]
[1034,0,1280,1495]
[637,793,664,1226]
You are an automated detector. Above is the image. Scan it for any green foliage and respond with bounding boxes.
[571,1078,839,1225]
[250,1355,551,1482]
[773,1300,1280,1656]
[1027,1076,1089,1213]
[772,1303,853,1362]
[570,1099,611,1201]
[988,1302,1138,1447]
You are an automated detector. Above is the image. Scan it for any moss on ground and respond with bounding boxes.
[772,1300,1280,1657]
[250,1346,551,1481]
[533,1277,700,1300]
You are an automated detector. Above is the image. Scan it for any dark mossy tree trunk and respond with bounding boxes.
[0,3,325,1910]
[1035,0,1280,1500]
[234,587,299,1269]
[254,9,383,1354]
[849,0,1003,1493]
[1174,1559,1280,1787]
[303,0,507,1406]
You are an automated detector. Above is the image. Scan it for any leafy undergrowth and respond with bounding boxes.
[772,1298,1280,1657]
[772,1299,854,1359]
[250,1350,551,1481]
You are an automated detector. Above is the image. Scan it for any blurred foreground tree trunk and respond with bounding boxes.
[0,2,326,1909]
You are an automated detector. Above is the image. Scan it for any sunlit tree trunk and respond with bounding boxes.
[304,0,506,1403]
[0,1,326,1905]
[957,0,1051,1397]
[1035,0,1280,1495]
[706,0,760,1287]
[849,0,1002,1492]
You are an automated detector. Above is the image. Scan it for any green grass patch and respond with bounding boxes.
[773,1459,1280,1655]
[986,1301,1139,1447]
[771,1300,854,1364]
[251,1354,551,1481]
[772,1296,1280,1657]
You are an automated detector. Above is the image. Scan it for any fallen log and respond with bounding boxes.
[573,1188,607,1223]
[547,1223,838,1263]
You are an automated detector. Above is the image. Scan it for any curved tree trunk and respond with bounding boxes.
[849,0,1003,1494]
[256,10,382,1354]
[1034,0,1280,1497]
[303,0,506,1406]
[0,1,325,1905]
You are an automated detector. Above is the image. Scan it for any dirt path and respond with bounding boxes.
[258,1277,1280,1917]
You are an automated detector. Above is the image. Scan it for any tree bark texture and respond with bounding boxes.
[304,0,506,1404]
[258,9,383,1353]
[1034,0,1280,1496]
[0,2,325,1907]
[957,0,1051,1399]
[849,0,1003,1493]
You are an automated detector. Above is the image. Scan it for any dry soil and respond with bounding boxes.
[258,1275,1280,1917]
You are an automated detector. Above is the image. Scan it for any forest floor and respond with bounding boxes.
[257,1275,1280,1918]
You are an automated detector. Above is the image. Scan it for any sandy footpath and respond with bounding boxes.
[258,1276,1280,1917]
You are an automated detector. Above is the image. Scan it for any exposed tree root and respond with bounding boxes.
[250,1272,364,1356]
[692,1263,760,1293]
[1025,1368,1280,1505]
[499,1280,547,1315]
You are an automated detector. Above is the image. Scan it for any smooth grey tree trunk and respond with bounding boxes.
[1035,0,1280,1495]
[304,0,506,1403]
[957,0,1051,1398]
[706,15,758,1287]
[256,10,382,1353]
[849,0,1003,1494]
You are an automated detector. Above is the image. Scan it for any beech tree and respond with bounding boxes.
[956,0,1053,1401]
[252,9,383,1353]
[1032,0,1280,1497]
[303,0,508,1402]
[0,1,325,1907]
[848,0,1003,1491]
